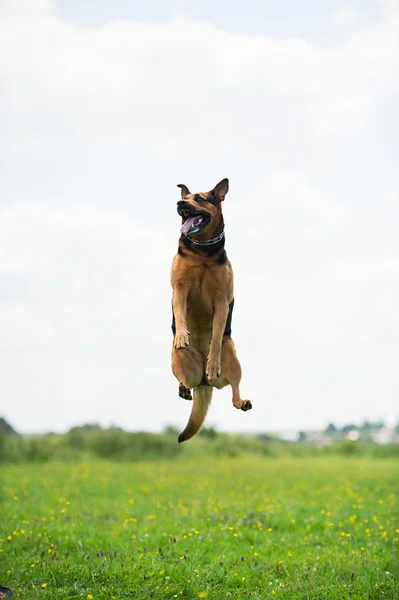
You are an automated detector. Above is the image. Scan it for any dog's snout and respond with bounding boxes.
[177,200,186,207]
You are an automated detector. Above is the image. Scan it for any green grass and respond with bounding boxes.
[1,456,398,599]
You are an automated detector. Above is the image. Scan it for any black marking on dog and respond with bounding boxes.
[179,383,192,400]
[181,235,193,250]
[180,236,225,257]
[206,191,221,208]
[223,299,234,337]
[171,305,176,335]
[178,245,186,257]
[216,249,227,265]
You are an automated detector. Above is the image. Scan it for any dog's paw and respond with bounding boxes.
[233,398,252,411]
[179,383,192,401]
[206,357,221,381]
[240,400,252,412]
[174,330,190,349]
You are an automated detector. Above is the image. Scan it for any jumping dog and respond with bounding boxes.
[171,178,252,443]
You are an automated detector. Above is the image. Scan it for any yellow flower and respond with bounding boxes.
[87,595,93,599]
[41,583,47,589]
[198,593,207,599]
[147,514,156,520]
[7,536,12,541]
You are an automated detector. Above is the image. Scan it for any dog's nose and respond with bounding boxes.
[177,200,186,207]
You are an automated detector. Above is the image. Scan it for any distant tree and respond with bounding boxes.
[0,417,18,435]
[164,426,179,436]
[341,424,358,433]
[200,426,218,439]
[395,421,399,435]
[372,421,384,431]
[68,423,103,434]
[258,433,274,442]
[298,431,307,443]
[325,423,337,434]
[361,420,384,431]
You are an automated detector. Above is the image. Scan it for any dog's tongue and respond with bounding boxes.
[181,216,201,234]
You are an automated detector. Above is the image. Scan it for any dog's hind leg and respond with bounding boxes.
[172,345,203,401]
[220,337,252,412]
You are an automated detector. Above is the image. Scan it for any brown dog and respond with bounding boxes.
[171,178,252,443]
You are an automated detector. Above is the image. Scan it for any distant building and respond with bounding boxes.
[372,428,398,445]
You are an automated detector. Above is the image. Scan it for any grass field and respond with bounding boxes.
[1,456,398,599]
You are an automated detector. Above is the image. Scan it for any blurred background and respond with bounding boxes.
[0,0,398,441]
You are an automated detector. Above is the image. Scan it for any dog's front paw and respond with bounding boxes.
[206,356,221,381]
[233,398,252,411]
[174,329,190,349]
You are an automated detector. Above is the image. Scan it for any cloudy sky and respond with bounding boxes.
[1,0,398,435]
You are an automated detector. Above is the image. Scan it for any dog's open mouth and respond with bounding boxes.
[178,207,210,235]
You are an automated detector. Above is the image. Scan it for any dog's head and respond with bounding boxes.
[176,178,229,238]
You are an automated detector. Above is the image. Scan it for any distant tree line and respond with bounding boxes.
[0,417,18,435]
[324,420,388,434]
[1,416,399,463]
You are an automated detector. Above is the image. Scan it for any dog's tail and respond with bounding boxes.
[178,386,213,443]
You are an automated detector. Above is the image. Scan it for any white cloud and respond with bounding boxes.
[255,171,349,225]
[1,0,398,148]
[332,7,359,29]
[0,204,172,350]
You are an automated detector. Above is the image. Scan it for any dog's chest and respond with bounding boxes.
[186,266,230,317]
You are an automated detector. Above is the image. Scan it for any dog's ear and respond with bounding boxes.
[211,178,229,201]
[177,184,190,199]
